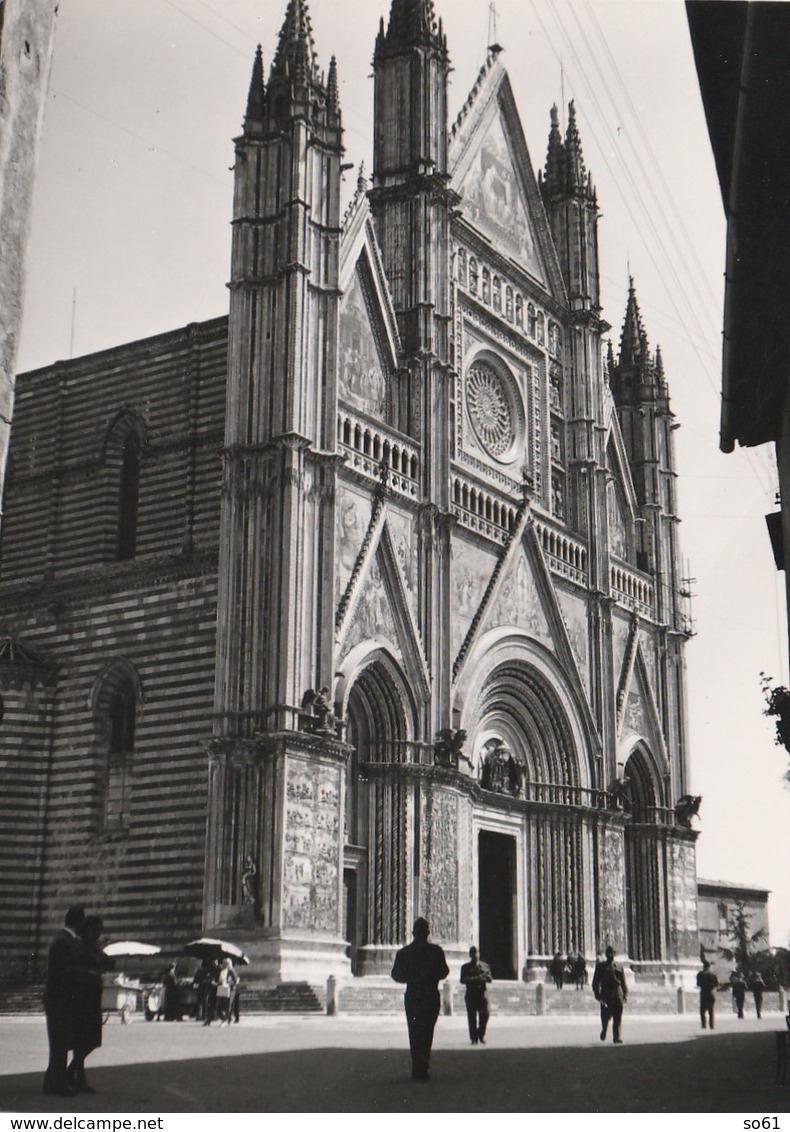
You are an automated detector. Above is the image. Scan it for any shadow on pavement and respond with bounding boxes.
[2,1031,786,1113]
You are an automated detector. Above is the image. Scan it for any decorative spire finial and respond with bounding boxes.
[245,45,266,124]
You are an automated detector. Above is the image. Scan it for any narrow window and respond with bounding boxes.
[482,268,491,304]
[117,432,141,560]
[469,257,479,296]
[106,680,136,829]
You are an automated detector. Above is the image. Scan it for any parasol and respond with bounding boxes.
[182,937,250,965]
[104,941,162,957]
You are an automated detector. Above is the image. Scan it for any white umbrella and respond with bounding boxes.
[104,941,162,957]
[182,937,249,964]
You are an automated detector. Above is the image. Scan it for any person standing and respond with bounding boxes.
[592,946,628,1044]
[696,960,718,1029]
[161,963,183,1022]
[391,918,449,1081]
[67,914,110,1094]
[460,946,492,1045]
[750,972,766,1019]
[216,958,238,1026]
[43,906,87,1096]
[571,953,588,990]
[731,970,747,1019]
[550,951,566,989]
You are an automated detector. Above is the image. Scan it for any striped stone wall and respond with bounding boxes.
[0,318,229,978]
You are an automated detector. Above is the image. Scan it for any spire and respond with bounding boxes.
[245,45,266,125]
[270,0,320,86]
[543,104,565,198]
[619,278,648,367]
[327,55,339,112]
[565,100,586,192]
[375,0,447,60]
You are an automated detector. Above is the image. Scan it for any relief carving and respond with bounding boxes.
[283,760,341,932]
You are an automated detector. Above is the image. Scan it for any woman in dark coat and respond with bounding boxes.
[67,915,110,1093]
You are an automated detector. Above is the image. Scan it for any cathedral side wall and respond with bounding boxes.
[0,574,217,977]
[0,321,228,978]
[1,323,227,583]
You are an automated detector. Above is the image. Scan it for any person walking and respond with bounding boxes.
[391,918,449,1081]
[460,946,492,1045]
[731,970,747,1019]
[696,960,718,1029]
[592,946,628,1044]
[43,906,88,1097]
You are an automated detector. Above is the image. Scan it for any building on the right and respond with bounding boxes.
[697,878,770,983]
[687,1,790,661]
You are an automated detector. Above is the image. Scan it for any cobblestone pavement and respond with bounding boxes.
[1,1011,787,1113]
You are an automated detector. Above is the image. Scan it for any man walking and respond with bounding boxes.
[460,945,492,1045]
[391,918,449,1081]
[592,945,628,1044]
[696,960,718,1029]
[43,906,87,1096]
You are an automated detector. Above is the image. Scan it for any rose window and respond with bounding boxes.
[466,362,517,459]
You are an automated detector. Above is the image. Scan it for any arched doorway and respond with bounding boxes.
[471,657,588,974]
[622,747,666,964]
[343,655,413,974]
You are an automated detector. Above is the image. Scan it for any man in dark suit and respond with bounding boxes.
[391,917,449,1081]
[43,906,87,1096]
[460,945,492,1045]
[592,945,628,1044]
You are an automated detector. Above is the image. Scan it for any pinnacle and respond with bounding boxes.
[244,45,266,124]
[565,99,587,191]
[619,278,649,368]
[376,0,446,58]
[543,103,565,197]
[270,0,320,86]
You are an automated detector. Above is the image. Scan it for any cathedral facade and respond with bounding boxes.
[0,0,699,985]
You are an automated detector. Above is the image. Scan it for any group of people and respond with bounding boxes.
[193,957,241,1026]
[390,920,630,1081]
[390,921,636,1081]
[43,906,244,1097]
[549,951,588,990]
[696,960,767,1028]
[43,906,111,1097]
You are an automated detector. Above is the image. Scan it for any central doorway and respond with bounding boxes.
[478,830,517,979]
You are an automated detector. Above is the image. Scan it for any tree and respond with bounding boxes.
[718,900,769,978]
[760,673,790,776]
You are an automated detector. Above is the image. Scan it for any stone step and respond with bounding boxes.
[0,983,44,1014]
[242,982,324,1013]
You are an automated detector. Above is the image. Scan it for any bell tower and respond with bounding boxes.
[206,0,350,979]
[369,0,458,737]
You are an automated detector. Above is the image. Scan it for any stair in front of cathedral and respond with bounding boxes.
[241,981,324,1013]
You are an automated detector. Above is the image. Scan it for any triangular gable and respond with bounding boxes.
[339,195,401,420]
[605,413,639,518]
[605,420,640,563]
[618,641,669,768]
[336,510,430,698]
[449,56,564,300]
[338,265,391,417]
[453,516,589,705]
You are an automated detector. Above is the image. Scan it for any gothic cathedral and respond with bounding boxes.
[0,0,699,985]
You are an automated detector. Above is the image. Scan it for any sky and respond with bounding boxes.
[16,0,790,949]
